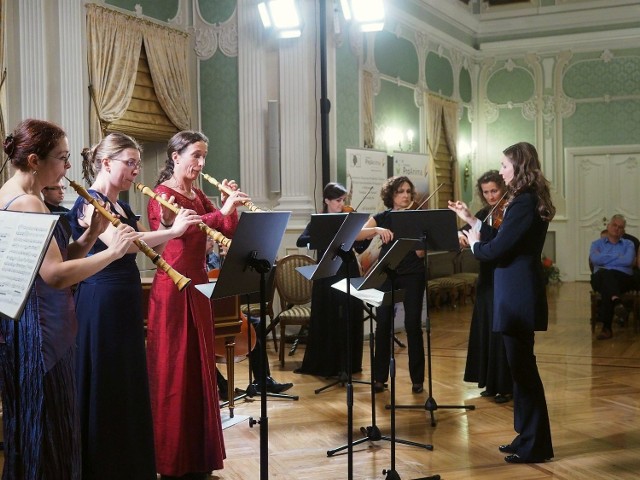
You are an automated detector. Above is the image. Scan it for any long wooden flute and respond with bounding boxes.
[66,177,191,291]
[134,182,232,248]
[200,173,265,212]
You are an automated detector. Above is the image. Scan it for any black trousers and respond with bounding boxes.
[374,272,425,385]
[590,268,635,330]
[502,332,553,461]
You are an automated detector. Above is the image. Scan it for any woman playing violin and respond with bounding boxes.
[356,176,426,394]
[458,170,512,404]
[296,182,366,377]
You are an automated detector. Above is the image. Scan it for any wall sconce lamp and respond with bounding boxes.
[258,0,303,39]
[340,0,385,32]
[384,127,415,154]
[459,140,476,191]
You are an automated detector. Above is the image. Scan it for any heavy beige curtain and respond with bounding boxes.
[425,94,460,205]
[0,0,8,185]
[87,4,142,143]
[86,4,191,143]
[142,23,191,131]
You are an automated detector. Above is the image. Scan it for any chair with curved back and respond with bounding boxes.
[272,254,315,367]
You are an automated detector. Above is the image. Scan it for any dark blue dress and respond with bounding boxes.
[0,200,81,479]
[69,191,156,479]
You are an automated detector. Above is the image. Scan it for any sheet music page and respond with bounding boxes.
[0,211,58,320]
[331,278,387,307]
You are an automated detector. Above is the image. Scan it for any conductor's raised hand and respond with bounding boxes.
[448,199,475,225]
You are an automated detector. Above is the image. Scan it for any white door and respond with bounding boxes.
[568,146,640,282]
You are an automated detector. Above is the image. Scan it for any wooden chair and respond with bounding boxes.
[272,254,315,367]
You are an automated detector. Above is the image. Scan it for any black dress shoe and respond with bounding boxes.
[262,376,293,393]
[504,454,550,464]
[373,381,385,393]
[498,444,517,454]
[480,390,495,397]
[494,393,512,404]
[412,383,424,394]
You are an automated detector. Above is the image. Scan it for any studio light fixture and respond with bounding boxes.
[258,0,302,39]
[340,0,385,32]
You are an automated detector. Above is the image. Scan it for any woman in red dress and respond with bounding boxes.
[146,131,248,479]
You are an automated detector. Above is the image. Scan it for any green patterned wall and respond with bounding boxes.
[106,0,179,21]
[335,38,361,185]
[374,31,419,84]
[374,81,419,153]
[425,52,454,97]
[458,109,472,202]
[459,67,472,104]
[487,67,534,104]
[197,0,236,23]
[563,51,640,148]
[486,108,535,166]
[200,53,240,196]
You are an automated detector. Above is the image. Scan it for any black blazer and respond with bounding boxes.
[474,191,549,334]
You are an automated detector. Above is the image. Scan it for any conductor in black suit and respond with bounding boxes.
[449,142,555,464]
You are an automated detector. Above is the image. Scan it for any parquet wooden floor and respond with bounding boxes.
[3,282,639,479]
[215,281,640,479]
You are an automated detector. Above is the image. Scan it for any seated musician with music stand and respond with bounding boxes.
[206,237,293,399]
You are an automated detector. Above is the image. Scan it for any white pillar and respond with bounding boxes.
[58,0,87,184]
[18,0,47,118]
[238,0,269,207]
[276,5,317,226]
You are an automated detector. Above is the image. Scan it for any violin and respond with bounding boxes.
[486,193,509,228]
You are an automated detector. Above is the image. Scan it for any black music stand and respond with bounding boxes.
[296,212,368,480]
[328,239,436,480]
[386,209,475,427]
[195,211,290,480]
[302,213,371,394]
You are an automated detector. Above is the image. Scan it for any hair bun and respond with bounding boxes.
[3,134,16,157]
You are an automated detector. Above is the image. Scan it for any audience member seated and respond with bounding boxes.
[590,214,636,340]
[205,237,293,399]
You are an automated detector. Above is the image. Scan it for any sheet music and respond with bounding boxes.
[331,278,404,307]
[0,211,58,320]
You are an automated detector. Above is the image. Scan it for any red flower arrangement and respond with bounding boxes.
[541,256,561,284]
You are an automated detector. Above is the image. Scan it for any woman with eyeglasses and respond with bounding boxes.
[146,131,248,479]
[0,119,139,479]
[356,175,426,394]
[68,132,201,479]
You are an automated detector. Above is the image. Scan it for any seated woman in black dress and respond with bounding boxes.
[295,182,366,377]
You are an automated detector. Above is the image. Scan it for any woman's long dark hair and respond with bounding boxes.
[503,142,555,222]
[322,182,347,213]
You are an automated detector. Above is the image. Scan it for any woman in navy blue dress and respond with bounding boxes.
[449,142,555,464]
[0,119,137,479]
[69,133,200,479]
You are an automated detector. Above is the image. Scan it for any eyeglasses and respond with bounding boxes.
[43,186,66,191]
[111,158,142,169]
[48,153,71,164]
